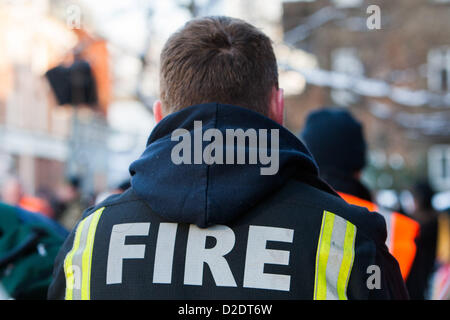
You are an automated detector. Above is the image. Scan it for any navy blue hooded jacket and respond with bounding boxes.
[48,103,407,300]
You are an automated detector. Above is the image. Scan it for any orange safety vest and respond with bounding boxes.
[339,192,420,280]
[19,196,54,219]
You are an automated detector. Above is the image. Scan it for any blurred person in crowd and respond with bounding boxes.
[0,201,68,299]
[430,204,450,300]
[54,176,85,231]
[1,176,23,206]
[300,108,420,284]
[407,181,450,299]
[410,182,438,225]
[49,16,406,300]
[1,176,54,218]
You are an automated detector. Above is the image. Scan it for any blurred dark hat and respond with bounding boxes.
[300,107,367,174]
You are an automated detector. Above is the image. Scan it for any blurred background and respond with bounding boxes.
[0,0,449,299]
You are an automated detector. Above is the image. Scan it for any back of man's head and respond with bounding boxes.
[159,16,278,116]
[300,108,367,176]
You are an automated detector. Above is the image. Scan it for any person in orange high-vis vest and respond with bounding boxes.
[300,108,420,281]
[338,192,419,280]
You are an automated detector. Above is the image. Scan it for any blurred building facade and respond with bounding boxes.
[281,0,450,193]
[0,0,111,198]
[2,0,449,204]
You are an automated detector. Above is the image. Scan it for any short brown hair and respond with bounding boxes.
[159,16,278,116]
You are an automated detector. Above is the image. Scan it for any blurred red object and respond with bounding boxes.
[19,196,54,219]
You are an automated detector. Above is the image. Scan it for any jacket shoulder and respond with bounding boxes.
[280,179,388,245]
[82,188,145,218]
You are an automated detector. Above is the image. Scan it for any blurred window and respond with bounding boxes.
[330,47,364,106]
[332,0,363,8]
[428,145,450,191]
[427,47,450,92]
[376,189,399,211]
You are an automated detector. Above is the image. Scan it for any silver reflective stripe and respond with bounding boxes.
[325,215,348,299]
[377,207,392,250]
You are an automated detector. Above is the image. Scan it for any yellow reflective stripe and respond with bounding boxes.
[64,218,87,300]
[81,207,105,300]
[337,221,356,300]
[314,211,335,300]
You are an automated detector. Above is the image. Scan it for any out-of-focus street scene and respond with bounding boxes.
[0,0,449,301]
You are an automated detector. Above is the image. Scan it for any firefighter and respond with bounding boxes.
[48,17,407,300]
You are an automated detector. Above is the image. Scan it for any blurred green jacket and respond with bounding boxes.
[0,202,68,299]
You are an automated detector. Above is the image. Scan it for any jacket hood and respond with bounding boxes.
[129,103,336,228]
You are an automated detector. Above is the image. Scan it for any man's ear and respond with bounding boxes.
[153,100,163,123]
[269,87,284,125]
